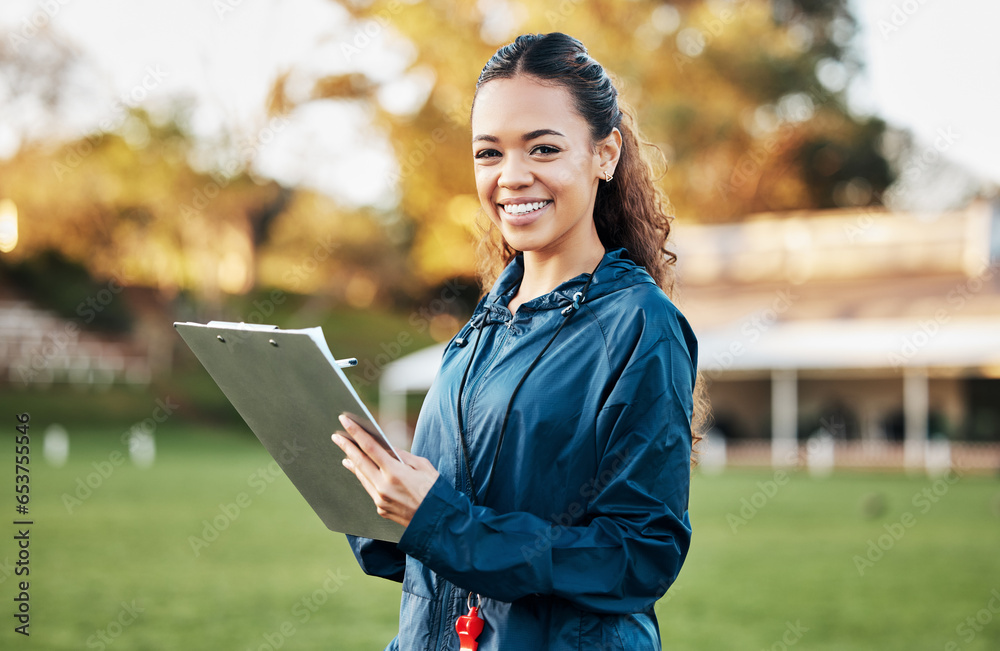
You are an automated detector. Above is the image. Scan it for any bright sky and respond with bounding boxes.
[849,0,1000,186]
[3,0,999,205]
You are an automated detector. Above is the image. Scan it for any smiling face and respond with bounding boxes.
[471,75,616,259]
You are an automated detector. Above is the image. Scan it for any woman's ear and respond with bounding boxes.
[598,128,623,180]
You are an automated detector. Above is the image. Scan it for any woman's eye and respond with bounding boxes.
[474,149,501,159]
[532,145,560,155]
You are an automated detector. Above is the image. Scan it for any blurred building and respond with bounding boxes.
[674,199,1000,471]
[379,200,1000,473]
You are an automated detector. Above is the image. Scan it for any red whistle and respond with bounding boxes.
[455,605,484,651]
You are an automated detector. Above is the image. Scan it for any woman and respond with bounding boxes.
[332,32,699,651]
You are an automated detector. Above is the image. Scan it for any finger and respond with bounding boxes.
[348,456,405,519]
[339,415,398,469]
[333,434,392,511]
[396,449,435,471]
[332,431,382,483]
[350,460,388,509]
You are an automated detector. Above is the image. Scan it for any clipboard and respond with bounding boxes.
[174,321,405,542]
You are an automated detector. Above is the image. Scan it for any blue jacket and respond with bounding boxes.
[348,248,697,650]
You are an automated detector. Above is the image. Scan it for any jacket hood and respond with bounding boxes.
[481,248,656,321]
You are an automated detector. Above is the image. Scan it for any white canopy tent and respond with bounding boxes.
[376,316,1000,465]
[378,342,447,449]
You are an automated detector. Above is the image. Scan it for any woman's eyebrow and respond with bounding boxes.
[472,128,567,144]
[522,128,565,141]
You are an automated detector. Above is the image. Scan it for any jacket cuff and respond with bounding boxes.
[398,474,458,558]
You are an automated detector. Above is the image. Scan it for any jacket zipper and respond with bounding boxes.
[442,317,514,648]
[455,323,512,498]
[435,581,453,650]
[466,319,514,397]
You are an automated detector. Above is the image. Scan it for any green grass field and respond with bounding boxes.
[0,410,998,649]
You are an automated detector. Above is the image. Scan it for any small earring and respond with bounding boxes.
[604,170,614,182]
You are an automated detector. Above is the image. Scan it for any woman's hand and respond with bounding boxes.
[332,414,439,529]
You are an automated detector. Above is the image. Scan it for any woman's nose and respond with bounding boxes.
[498,155,532,189]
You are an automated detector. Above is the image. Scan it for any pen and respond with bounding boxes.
[336,358,358,368]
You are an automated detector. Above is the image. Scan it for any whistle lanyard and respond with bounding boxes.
[450,262,599,649]
[455,592,484,650]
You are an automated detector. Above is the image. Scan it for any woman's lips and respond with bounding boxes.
[498,200,551,227]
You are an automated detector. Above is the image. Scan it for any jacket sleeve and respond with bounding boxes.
[396,309,696,614]
[345,535,405,583]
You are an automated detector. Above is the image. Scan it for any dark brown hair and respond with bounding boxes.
[472,32,709,455]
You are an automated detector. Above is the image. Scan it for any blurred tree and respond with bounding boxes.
[269,0,892,285]
[2,111,266,298]
[0,108,409,306]
[1,25,411,308]
[0,25,92,151]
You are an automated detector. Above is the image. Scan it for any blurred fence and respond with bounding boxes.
[0,299,150,386]
[713,439,1000,474]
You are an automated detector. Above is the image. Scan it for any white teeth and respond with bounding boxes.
[502,201,550,215]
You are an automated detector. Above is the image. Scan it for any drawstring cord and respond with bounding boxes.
[482,287,586,503]
[455,319,485,501]
[455,260,600,506]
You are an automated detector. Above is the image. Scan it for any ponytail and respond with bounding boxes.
[593,103,675,296]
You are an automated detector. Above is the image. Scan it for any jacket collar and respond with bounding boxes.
[483,248,655,316]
